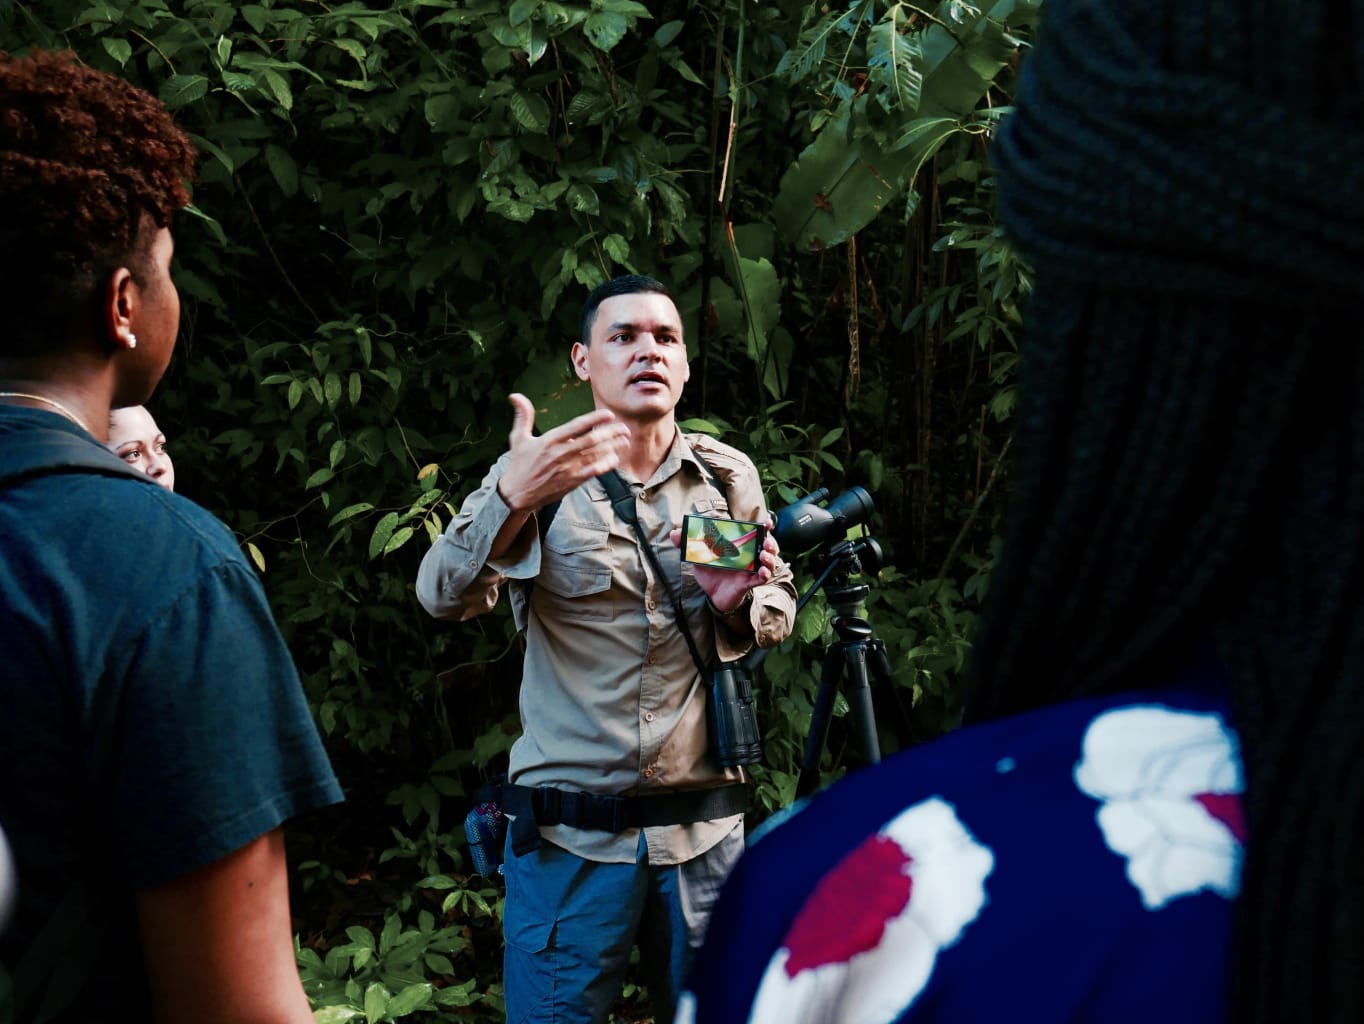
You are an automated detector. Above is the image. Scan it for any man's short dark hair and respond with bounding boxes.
[579,274,675,345]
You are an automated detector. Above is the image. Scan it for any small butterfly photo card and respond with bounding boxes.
[681,514,765,573]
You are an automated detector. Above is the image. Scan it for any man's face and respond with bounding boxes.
[572,291,690,424]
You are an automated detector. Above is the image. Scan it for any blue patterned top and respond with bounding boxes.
[678,672,1242,1024]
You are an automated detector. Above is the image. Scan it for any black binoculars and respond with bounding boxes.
[709,663,762,766]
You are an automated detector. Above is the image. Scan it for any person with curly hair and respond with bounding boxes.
[0,50,342,1023]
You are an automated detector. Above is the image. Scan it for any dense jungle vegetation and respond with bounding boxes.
[2,1,1038,1018]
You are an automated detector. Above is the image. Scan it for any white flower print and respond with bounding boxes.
[745,797,994,1024]
[1073,705,1245,910]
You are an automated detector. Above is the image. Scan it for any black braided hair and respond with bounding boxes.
[975,1,1364,1018]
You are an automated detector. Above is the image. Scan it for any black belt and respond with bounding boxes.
[503,783,748,856]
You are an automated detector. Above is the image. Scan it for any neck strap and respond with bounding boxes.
[598,470,712,681]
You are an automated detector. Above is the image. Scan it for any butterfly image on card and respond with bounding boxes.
[682,514,763,572]
[702,517,741,559]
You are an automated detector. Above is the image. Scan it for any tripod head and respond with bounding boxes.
[811,535,885,618]
[740,494,883,672]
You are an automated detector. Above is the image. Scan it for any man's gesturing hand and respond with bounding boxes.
[495,393,632,513]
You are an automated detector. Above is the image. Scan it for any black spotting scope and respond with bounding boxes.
[770,486,874,556]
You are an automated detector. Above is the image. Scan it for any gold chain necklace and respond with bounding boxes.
[0,391,95,436]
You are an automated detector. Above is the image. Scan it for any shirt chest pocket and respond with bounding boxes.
[690,496,733,518]
[537,520,614,620]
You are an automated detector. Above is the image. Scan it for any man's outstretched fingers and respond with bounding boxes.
[543,410,629,464]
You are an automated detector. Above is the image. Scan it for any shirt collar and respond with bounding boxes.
[647,429,712,491]
[588,429,709,496]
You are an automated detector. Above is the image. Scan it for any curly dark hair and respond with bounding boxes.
[0,49,197,356]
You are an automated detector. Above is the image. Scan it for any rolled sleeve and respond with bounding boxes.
[713,573,797,663]
[415,453,542,621]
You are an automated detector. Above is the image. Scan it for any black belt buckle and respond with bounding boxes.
[573,791,627,831]
[600,793,627,832]
[533,786,563,825]
[530,786,634,832]
[558,789,585,827]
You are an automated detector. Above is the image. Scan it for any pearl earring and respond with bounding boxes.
[127,333,138,350]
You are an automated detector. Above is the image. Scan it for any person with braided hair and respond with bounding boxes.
[676,1,1362,1021]
[0,50,342,1022]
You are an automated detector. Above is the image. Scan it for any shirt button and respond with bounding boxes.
[468,559,478,568]
[644,712,655,722]
[646,654,657,665]
[643,767,655,778]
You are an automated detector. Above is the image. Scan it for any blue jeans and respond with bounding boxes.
[502,823,743,1024]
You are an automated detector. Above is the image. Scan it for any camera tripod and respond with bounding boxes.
[739,532,894,796]
[793,537,893,797]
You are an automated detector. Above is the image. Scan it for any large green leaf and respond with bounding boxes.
[730,254,788,399]
[773,0,1039,249]
[772,102,897,252]
[867,8,922,114]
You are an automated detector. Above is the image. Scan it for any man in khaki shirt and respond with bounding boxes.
[416,275,796,1024]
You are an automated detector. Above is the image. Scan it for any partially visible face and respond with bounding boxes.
[107,405,175,491]
[571,291,690,424]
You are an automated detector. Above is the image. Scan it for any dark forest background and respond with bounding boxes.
[2,1,1038,1018]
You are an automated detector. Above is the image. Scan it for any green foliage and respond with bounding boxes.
[298,898,503,1022]
[2,0,1036,1014]
[771,0,1040,247]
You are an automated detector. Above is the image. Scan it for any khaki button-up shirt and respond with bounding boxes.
[416,432,797,864]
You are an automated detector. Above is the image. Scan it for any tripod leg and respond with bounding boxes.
[867,637,895,690]
[842,642,882,766]
[796,647,845,798]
